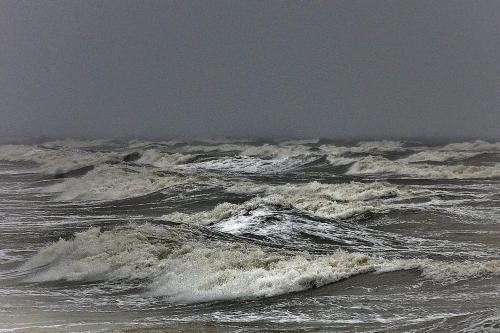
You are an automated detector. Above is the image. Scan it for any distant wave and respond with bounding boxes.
[1,139,499,203]
[42,164,215,201]
[346,155,500,179]
[0,144,122,175]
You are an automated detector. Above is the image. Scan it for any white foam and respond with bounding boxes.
[44,164,205,201]
[149,246,374,303]
[181,143,250,153]
[440,140,500,152]
[179,155,317,174]
[17,224,376,302]
[400,151,481,163]
[164,181,421,224]
[0,144,121,175]
[136,149,194,168]
[347,156,500,179]
[320,141,499,167]
[21,223,500,303]
[240,143,314,158]
[181,142,315,159]
[325,155,359,166]
[165,202,242,225]
[229,181,411,201]
[320,140,405,156]
[356,140,405,152]
[164,196,378,225]
[377,258,500,283]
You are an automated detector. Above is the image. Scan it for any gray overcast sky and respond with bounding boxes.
[1,0,499,140]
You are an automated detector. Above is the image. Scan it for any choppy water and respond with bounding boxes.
[0,138,499,332]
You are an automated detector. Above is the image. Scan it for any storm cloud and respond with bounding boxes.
[1,0,499,140]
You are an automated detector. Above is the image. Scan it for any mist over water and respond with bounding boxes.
[1,1,500,140]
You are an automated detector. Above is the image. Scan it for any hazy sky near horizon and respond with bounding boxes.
[1,0,499,140]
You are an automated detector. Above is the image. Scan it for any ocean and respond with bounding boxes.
[0,138,499,332]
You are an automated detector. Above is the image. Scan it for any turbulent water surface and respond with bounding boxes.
[0,138,499,332]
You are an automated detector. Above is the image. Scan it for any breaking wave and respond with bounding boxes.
[179,155,320,174]
[43,164,211,201]
[346,156,500,179]
[2,139,499,181]
[135,149,196,167]
[440,140,500,152]
[319,140,405,156]
[400,151,483,163]
[0,144,122,175]
[163,181,426,224]
[21,223,500,303]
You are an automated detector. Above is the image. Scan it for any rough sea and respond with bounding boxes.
[0,138,499,332]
